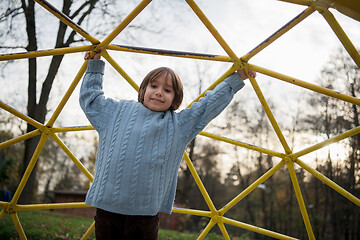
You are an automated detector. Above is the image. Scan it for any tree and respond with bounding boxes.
[303,47,360,240]
[0,0,159,203]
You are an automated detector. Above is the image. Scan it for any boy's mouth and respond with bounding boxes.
[150,98,163,104]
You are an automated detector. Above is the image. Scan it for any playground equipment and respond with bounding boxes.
[0,0,359,239]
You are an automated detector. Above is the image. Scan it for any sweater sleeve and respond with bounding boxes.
[178,73,245,143]
[79,59,118,131]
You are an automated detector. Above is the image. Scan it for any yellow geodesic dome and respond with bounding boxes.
[0,0,359,239]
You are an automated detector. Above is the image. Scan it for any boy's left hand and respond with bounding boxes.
[236,69,256,80]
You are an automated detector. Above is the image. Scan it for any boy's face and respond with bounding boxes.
[143,73,175,112]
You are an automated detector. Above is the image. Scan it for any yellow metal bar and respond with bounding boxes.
[223,217,299,240]
[107,44,232,62]
[286,160,315,240]
[0,201,8,209]
[276,0,310,6]
[16,202,91,211]
[219,160,286,215]
[217,222,231,240]
[102,50,139,91]
[248,75,292,154]
[0,101,44,130]
[172,207,211,217]
[34,0,100,45]
[46,60,88,127]
[10,212,27,240]
[243,7,315,61]
[0,45,92,61]
[290,126,360,159]
[199,131,286,159]
[252,64,360,106]
[52,125,94,133]
[183,152,218,214]
[0,130,41,150]
[11,132,50,204]
[189,65,238,107]
[296,158,360,206]
[319,8,360,69]
[95,0,152,52]
[51,133,94,182]
[185,0,240,64]
[197,218,217,240]
[81,221,95,240]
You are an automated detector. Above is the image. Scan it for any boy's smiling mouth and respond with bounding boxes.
[151,98,163,103]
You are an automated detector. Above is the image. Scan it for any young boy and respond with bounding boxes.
[80,52,255,239]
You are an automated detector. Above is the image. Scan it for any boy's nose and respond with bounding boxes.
[155,89,163,96]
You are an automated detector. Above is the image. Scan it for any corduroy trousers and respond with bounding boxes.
[95,208,159,240]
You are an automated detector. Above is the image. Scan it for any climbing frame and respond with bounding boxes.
[0,0,360,239]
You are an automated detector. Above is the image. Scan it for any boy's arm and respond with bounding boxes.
[178,72,246,143]
[79,59,117,131]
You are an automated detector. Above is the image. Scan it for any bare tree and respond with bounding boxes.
[303,47,360,240]
[0,0,158,203]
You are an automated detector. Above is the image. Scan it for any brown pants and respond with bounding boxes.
[94,208,159,240]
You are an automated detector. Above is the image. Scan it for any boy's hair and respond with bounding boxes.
[138,67,183,111]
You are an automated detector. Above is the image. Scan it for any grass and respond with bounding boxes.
[0,210,95,240]
[0,210,232,239]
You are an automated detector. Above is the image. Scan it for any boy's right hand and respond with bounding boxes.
[84,51,101,60]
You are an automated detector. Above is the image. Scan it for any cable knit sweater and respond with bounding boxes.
[79,59,245,216]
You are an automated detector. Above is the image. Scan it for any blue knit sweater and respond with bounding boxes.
[79,60,245,216]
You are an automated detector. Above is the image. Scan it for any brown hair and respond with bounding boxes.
[138,67,183,111]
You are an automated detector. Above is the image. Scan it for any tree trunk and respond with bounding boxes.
[18,0,99,203]
[19,0,38,204]
[19,0,69,203]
